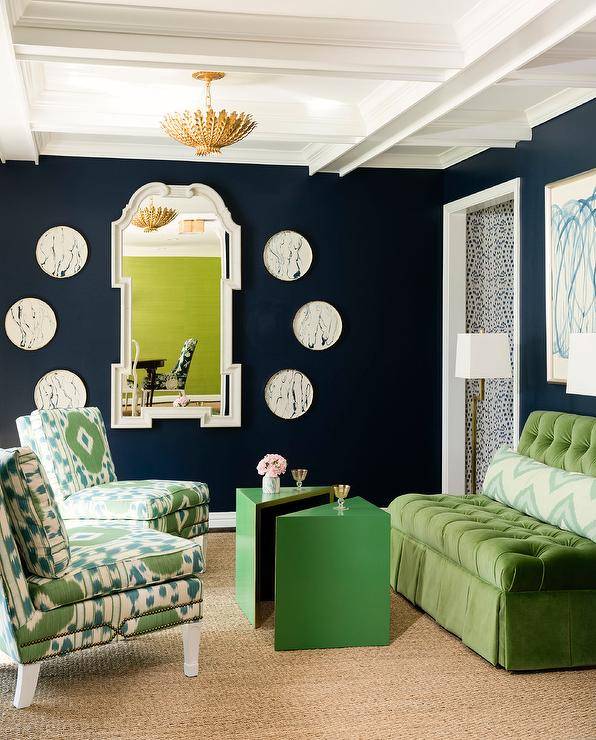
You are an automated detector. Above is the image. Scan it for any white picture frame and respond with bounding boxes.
[545,168,596,384]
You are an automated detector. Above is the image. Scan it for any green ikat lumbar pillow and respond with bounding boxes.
[483,446,596,542]
[0,447,70,577]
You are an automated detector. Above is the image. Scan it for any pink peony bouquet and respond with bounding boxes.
[257,453,287,478]
[173,394,190,408]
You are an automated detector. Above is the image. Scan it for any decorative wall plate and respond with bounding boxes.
[264,369,313,419]
[36,226,88,278]
[263,230,312,281]
[5,298,57,350]
[293,301,342,351]
[34,370,87,410]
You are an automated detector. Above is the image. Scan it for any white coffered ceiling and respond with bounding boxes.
[1,0,595,172]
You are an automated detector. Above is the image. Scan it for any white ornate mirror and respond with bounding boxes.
[111,182,241,428]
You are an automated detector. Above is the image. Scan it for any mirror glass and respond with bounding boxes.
[112,183,241,428]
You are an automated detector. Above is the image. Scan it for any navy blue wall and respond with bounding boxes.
[444,99,596,429]
[0,158,443,509]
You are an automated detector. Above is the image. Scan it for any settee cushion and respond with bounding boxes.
[27,523,204,611]
[389,493,596,592]
[484,447,596,542]
[16,408,117,503]
[0,447,71,578]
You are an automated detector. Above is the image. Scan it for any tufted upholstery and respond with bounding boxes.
[389,410,596,670]
[389,494,596,592]
[518,410,596,476]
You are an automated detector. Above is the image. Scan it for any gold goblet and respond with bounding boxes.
[291,469,308,489]
[332,484,350,511]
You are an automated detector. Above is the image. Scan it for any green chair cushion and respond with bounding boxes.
[27,523,204,611]
[0,448,71,578]
[61,479,210,521]
[389,494,596,592]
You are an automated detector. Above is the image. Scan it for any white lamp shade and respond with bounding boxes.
[455,333,512,379]
[566,333,596,396]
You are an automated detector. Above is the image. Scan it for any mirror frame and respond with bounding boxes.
[110,181,241,428]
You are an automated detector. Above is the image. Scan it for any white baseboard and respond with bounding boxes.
[209,511,236,529]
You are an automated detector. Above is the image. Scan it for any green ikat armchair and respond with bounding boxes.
[0,447,205,708]
[16,407,209,551]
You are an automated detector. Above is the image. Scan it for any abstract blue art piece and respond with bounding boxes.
[545,168,596,383]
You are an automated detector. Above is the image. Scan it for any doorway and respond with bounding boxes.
[442,179,520,494]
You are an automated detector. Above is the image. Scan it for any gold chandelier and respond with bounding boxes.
[132,199,178,232]
[161,71,257,156]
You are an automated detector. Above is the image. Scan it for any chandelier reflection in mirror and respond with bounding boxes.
[161,71,257,155]
[111,182,242,429]
[132,199,178,232]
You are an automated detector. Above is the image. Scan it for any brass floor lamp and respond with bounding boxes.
[455,331,512,494]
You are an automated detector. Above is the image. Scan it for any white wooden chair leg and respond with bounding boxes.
[200,532,207,566]
[182,621,202,677]
[14,663,40,709]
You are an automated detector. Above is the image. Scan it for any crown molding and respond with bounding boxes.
[439,146,488,168]
[525,87,596,126]
[37,131,312,167]
[363,150,445,169]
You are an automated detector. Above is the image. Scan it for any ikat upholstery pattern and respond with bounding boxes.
[142,338,198,391]
[16,407,117,502]
[27,524,204,610]
[0,461,204,665]
[484,447,596,542]
[61,480,209,520]
[16,407,210,539]
[0,448,70,578]
[465,201,515,493]
[17,577,203,664]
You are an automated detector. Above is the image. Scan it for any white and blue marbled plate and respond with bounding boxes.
[263,230,312,281]
[36,226,88,278]
[293,301,342,351]
[264,369,313,419]
[34,370,87,410]
[5,298,57,351]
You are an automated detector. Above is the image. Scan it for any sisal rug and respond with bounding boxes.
[1,533,595,740]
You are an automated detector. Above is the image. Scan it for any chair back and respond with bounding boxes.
[130,339,140,376]
[16,407,117,501]
[170,338,198,385]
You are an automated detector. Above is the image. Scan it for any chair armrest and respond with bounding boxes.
[0,463,36,659]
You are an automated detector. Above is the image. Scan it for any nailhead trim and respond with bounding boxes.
[19,597,203,663]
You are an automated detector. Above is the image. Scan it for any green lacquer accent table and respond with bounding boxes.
[274,496,390,651]
[235,486,332,627]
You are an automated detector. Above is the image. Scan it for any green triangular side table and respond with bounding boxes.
[274,496,390,650]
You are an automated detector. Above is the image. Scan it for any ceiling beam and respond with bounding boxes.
[503,70,596,87]
[11,1,463,81]
[0,1,37,162]
[324,0,596,175]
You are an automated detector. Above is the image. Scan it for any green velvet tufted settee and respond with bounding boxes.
[389,411,596,671]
